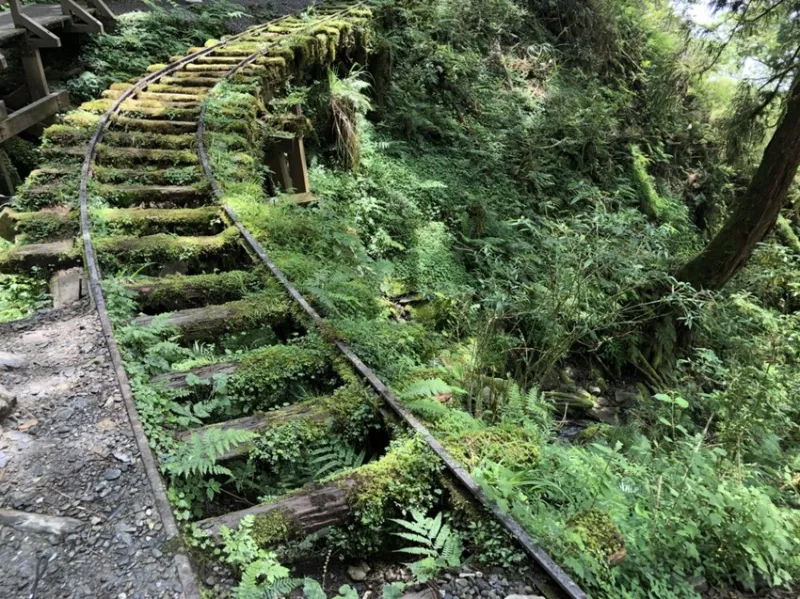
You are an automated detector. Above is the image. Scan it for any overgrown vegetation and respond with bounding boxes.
[210,0,800,596]
[5,0,800,597]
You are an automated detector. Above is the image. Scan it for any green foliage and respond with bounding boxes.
[219,515,290,599]
[391,510,464,583]
[165,428,255,479]
[0,273,48,322]
[66,2,244,102]
[310,440,366,478]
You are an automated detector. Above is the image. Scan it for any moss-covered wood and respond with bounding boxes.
[124,270,266,313]
[101,206,223,236]
[196,479,356,543]
[132,292,299,343]
[96,184,209,208]
[0,207,76,242]
[0,239,79,274]
[153,342,335,408]
[175,399,332,461]
[94,226,246,275]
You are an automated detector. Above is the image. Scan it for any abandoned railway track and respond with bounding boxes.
[1,4,588,598]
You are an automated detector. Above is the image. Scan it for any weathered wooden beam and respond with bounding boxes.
[124,270,264,313]
[0,239,78,273]
[60,0,104,33]
[155,362,239,389]
[85,0,114,20]
[131,294,295,344]
[195,479,355,543]
[175,399,329,461]
[0,91,69,143]
[13,10,61,49]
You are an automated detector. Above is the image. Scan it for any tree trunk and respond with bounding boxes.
[676,73,800,290]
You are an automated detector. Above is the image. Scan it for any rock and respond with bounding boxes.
[455,579,469,589]
[104,468,122,481]
[687,576,708,593]
[57,407,74,421]
[401,590,437,599]
[0,351,26,371]
[614,389,641,407]
[0,385,17,421]
[0,508,84,536]
[348,562,370,582]
[590,405,619,425]
[113,450,133,464]
[503,595,545,599]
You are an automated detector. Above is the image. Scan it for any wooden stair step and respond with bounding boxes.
[111,117,198,135]
[152,344,331,407]
[101,184,209,207]
[94,146,199,167]
[92,166,203,186]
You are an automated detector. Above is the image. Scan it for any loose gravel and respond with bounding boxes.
[0,299,185,598]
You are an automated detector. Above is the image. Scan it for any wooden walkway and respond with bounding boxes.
[0,4,78,45]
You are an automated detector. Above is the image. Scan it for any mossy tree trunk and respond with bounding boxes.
[676,73,800,290]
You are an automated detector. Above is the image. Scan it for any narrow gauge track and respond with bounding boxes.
[4,3,587,598]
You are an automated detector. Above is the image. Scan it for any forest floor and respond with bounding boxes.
[0,299,183,599]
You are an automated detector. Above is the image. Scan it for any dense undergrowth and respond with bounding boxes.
[3,0,800,597]
[206,0,800,597]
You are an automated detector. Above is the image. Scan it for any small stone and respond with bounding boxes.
[57,407,74,421]
[455,579,469,589]
[503,595,545,599]
[475,572,483,579]
[104,468,122,481]
[152,548,163,559]
[205,575,217,586]
[0,385,17,421]
[348,563,369,582]
[113,450,133,464]
[0,351,26,371]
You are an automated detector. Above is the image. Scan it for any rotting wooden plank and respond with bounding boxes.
[154,362,239,389]
[0,91,69,143]
[175,400,329,461]
[131,295,295,343]
[0,508,83,536]
[124,270,262,313]
[0,239,77,273]
[195,479,355,542]
[50,267,85,308]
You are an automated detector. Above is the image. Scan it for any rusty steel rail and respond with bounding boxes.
[195,18,590,599]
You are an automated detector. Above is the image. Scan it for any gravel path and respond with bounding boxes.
[0,299,184,599]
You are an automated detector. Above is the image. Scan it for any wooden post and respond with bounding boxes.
[267,134,310,194]
[286,136,310,194]
[21,47,49,101]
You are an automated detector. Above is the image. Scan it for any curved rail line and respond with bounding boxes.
[72,4,589,598]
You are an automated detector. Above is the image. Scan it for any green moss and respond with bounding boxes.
[348,436,441,528]
[98,206,222,237]
[251,509,293,546]
[2,209,78,243]
[443,424,540,469]
[127,270,267,312]
[95,226,244,275]
[230,340,335,407]
[568,509,624,563]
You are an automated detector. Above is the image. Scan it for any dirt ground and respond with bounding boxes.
[0,299,183,598]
